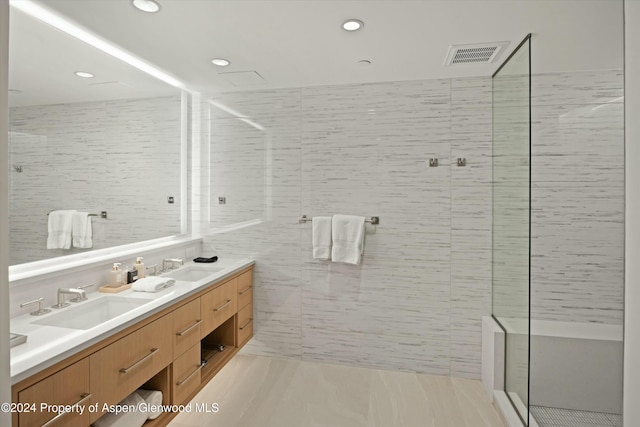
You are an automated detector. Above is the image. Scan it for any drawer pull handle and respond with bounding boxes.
[239,286,253,295]
[176,320,202,337]
[213,299,232,312]
[120,348,159,374]
[239,318,253,330]
[176,364,202,386]
[41,393,91,427]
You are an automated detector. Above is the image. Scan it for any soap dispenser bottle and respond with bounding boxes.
[109,263,124,288]
[135,257,145,279]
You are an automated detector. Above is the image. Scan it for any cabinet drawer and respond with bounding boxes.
[18,358,90,427]
[237,269,253,310]
[201,278,237,337]
[237,301,253,346]
[89,314,173,423]
[172,344,201,405]
[173,298,201,358]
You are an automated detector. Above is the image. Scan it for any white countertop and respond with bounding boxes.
[10,257,255,385]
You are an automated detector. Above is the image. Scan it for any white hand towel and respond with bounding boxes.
[72,211,93,249]
[312,216,332,260]
[92,391,148,427]
[331,215,365,265]
[137,389,163,420]
[47,210,76,249]
[132,277,175,293]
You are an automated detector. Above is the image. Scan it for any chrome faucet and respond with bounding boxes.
[162,258,184,271]
[146,264,158,276]
[69,283,94,303]
[52,287,87,309]
[20,297,51,316]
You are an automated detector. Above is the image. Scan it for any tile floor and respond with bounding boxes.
[530,405,622,427]
[169,354,506,427]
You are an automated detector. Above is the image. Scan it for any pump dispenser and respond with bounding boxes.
[109,263,124,287]
[135,257,145,279]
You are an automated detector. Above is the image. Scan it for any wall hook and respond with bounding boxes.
[13,165,23,173]
[457,158,466,167]
[429,158,438,167]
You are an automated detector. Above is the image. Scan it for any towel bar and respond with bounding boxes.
[298,215,379,225]
[47,211,108,219]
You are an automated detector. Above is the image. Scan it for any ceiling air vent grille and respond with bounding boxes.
[444,42,509,66]
[453,47,497,64]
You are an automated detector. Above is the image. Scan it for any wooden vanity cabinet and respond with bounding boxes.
[237,269,253,311]
[171,344,201,405]
[16,358,90,427]
[236,269,254,347]
[237,301,253,347]
[201,277,237,337]
[173,298,201,358]
[89,313,173,423]
[11,265,254,427]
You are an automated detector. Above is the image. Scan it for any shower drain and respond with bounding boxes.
[530,405,622,427]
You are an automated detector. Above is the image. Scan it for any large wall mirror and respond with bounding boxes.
[8,6,185,267]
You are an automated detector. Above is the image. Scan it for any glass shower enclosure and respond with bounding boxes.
[491,35,531,426]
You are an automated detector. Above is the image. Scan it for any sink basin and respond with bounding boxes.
[32,296,153,330]
[163,265,223,282]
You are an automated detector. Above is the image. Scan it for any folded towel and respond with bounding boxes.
[132,277,175,293]
[47,210,76,249]
[194,256,218,263]
[92,391,148,427]
[137,389,163,420]
[331,214,365,265]
[312,216,332,260]
[72,211,93,249]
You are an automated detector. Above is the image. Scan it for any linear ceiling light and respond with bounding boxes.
[10,0,185,89]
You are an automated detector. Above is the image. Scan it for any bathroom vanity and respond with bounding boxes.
[10,260,254,427]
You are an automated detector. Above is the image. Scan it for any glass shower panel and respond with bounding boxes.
[492,36,531,425]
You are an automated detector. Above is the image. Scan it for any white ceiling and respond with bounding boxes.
[9,0,624,105]
[8,8,179,107]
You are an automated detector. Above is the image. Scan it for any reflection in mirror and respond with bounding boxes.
[8,6,184,265]
[208,100,267,230]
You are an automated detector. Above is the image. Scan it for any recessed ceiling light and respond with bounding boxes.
[74,71,95,78]
[9,89,23,94]
[211,58,231,67]
[356,59,372,66]
[132,0,160,13]
[342,19,364,31]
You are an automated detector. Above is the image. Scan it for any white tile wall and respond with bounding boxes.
[531,70,624,325]
[201,77,492,378]
[450,78,493,377]
[492,72,531,322]
[199,70,624,379]
[9,96,182,265]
